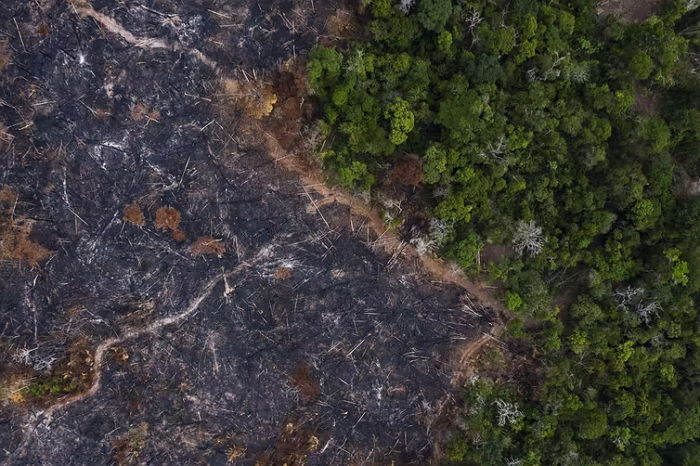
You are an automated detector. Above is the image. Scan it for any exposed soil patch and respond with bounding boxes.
[121,204,145,227]
[388,154,425,188]
[274,266,294,279]
[634,86,659,115]
[189,236,226,257]
[153,206,186,242]
[480,243,512,268]
[0,186,52,267]
[597,0,666,23]
[289,362,322,403]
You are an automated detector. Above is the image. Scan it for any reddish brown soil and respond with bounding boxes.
[153,206,185,241]
[388,154,424,187]
[597,0,666,23]
[189,236,226,257]
[122,204,146,227]
[289,362,321,403]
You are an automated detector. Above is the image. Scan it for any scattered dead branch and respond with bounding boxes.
[130,103,160,122]
[0,121,14,148]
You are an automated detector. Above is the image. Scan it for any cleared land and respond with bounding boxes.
[0,1,499,464]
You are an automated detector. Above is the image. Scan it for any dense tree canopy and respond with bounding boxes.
[309,0,700,464]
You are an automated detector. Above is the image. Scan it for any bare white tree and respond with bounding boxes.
[612,433,629,450]
[344,49,364,74]
[465,9,483,39]
[410,219,450,254]
[11,345,58,372]
[564,450,580,464]
[528,52,570,82]
[544,52,570,80]
[690,52,700,75]
[399,0,415,14]
[568,63,590,83]
[11,346,36,366]
[614,286,644,310]
[636,301,662,325]
[526,67,541,82]
[513,220,545,256]
[614,286,662,325]
[432,184,450,198]
[494,398,523,426]
[478,135,507,162]
[650,333,666,347]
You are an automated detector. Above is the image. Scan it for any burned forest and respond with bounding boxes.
[0,1,500,464]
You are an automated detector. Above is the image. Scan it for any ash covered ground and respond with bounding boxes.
[0,1,495,464]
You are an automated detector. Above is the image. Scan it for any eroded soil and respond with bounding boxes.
[0,1,497,464]
[597,0,666,23]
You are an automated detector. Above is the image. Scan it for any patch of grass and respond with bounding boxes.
[24,375,77,397]
[19,339,94,404]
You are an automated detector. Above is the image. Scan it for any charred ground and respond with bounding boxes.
[0,1,496,464]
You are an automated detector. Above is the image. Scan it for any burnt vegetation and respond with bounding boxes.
[0,0,497,465]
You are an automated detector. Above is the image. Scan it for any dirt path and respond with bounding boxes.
[257,125,505,312]
[449,326,505,386]
[71,2,219,68]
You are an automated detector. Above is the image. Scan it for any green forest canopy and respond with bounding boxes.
[308,0,700,464]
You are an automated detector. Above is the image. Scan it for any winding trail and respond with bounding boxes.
[450,327,505,386]
[3,247,270,465]
[71,2,218,68]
